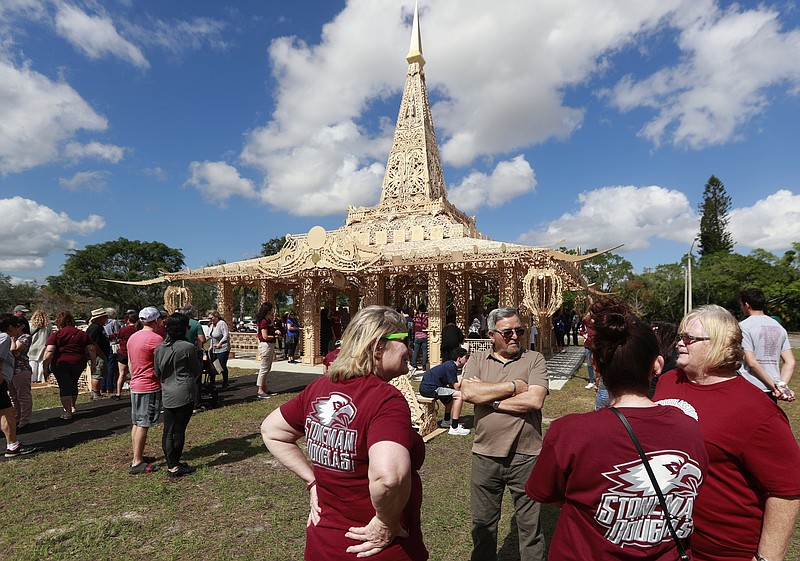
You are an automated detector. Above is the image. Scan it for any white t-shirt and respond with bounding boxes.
[738,314,791,391]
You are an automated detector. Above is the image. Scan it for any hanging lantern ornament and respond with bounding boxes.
[164,285,192,314]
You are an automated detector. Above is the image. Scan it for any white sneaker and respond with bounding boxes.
[585,383,595,389]
[440,419,452,428]
[448,426,470,436]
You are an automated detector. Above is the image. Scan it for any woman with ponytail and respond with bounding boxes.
[526,297,708,560]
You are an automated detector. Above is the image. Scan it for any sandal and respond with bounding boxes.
[129,462,159,475]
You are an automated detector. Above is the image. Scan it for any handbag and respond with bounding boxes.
[609,407,690,561]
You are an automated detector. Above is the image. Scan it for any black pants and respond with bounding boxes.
[286,337,298,360]
[162,402,194,469]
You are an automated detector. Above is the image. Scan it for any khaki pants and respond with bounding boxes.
[470,452,545,561]
[256,342,275,389]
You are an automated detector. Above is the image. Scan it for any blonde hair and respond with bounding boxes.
[679,304,743,375]
[327,306,408,382]
[30,310,49,329]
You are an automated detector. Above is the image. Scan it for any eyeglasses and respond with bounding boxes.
[675,333,710,345]
[496,327,526,339]
[381,333,409,342]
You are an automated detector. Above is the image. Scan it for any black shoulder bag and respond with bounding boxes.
[609,407,690,561]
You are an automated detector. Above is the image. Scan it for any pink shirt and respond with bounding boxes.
[127,329,163,393]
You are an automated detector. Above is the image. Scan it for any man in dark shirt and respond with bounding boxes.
[440,316,465,361]
[86,308,111,400]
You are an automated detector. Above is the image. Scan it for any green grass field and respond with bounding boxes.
[2,358,799,561]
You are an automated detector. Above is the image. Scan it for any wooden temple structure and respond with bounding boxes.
[139,6,610,366]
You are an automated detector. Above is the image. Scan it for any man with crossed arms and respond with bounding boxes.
[460,307,548,561]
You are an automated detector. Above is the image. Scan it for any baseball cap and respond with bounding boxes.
[14,305,29,313]
[139,306,160,323]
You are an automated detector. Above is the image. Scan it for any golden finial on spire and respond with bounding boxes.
[406,1,425,67]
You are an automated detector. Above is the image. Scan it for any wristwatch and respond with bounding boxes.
[492,400,501,411]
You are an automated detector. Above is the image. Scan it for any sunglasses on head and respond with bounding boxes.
[496,327,526,339]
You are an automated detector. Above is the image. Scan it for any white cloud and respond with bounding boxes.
[517,185,698,250]
[58,170,110,192]
[0,58,108,175]
[54,3,149,69]
[64,141,126,163]
[144,166,168,180]
[448,156,537,213]
[606,5,800,148]
[231,0,800,217]
[730,189,800,251]
[128,16,229,56]
[185,161,257,207]
[0,197,105,271]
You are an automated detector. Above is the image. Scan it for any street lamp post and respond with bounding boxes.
[684,237,699,316]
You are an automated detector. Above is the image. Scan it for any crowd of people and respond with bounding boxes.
[4,288,799,559]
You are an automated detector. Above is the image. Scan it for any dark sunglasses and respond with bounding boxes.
[675,333,710,345]
[496,327,526,339]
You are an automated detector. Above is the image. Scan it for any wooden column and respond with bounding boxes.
[348,288,360,315]
[498,260,516,309]
[363,275,385,307]
[216,280,233,325]
[427,265,446,368]
[258,279,275,306]
[300,276,322,365]
[454,271,469,333]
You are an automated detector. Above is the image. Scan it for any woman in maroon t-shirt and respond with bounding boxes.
[42,311,96,420]
[261,306,427,561]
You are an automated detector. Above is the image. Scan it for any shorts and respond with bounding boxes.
[420,386,456,404]
[91,356,108,381]
[117,354,128,366]
[0,380,11,409]
[130,390,162,428]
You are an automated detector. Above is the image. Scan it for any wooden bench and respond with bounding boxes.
[390,374,441,438]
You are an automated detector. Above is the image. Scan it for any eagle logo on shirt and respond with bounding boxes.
[305,393,358,472]
[310,392,357,428]
[595,451,703,548]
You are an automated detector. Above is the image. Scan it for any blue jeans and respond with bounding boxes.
[595,387,609,410]
[412,338,428,370]
[584,348,595,384]
[211,350,230,386]
[104,353,118,392]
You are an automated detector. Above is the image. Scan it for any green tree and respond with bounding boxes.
[47,238,185,312]
[261,236,287,257]
[620,263,685,322]
[580,249,634,293]
[698,175,734,256]
[0,274,40,315]
[694,250,798,315]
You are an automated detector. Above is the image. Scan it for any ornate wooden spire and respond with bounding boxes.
[377,1,449,207]
[346,3,474,233]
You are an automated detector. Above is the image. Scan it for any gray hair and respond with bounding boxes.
[487,307,520,332]
[104,307,117,319]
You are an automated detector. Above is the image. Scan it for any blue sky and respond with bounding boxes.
[2,0,799,284]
